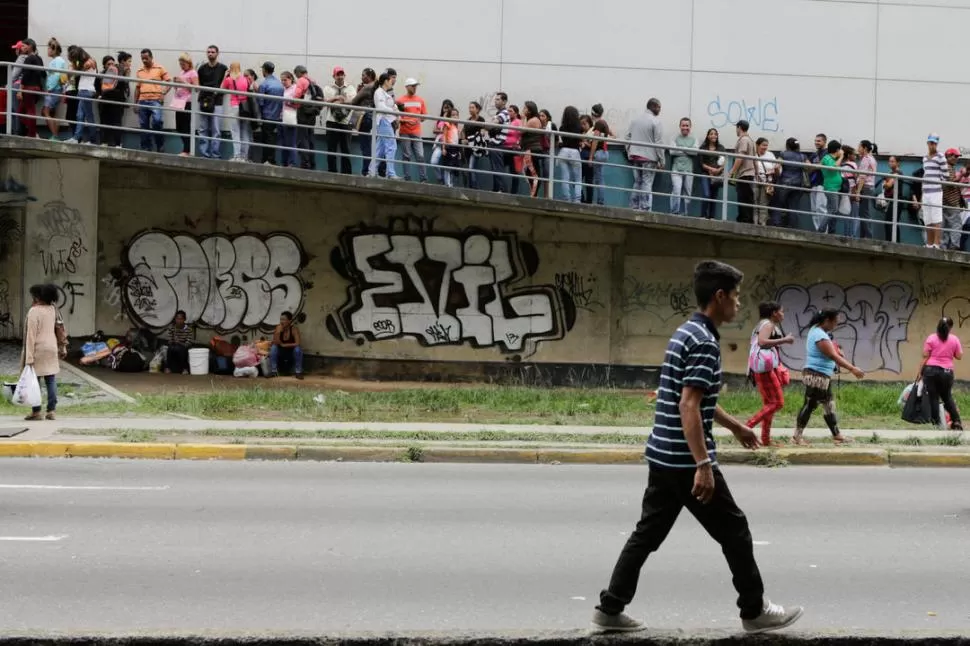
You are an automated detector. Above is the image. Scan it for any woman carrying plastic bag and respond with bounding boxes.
[20,284,61,420]
[12,365,42,408]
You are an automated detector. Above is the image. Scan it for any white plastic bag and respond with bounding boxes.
[13,366,41,408]
[233,366,258,378]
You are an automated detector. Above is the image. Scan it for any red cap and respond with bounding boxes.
[946,148,961,157]
[11,41,23,50]
[332,66,345,76]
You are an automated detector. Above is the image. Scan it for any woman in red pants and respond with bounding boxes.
[746,302,795,446]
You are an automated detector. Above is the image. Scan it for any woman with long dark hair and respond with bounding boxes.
[557,105,584,203]
[22,284,61,421]
[520,101,544,197]
[774,137,806,228]
[918,317,963,430]
[429,99,455,183]
[67,46,98,144]
[791,309,865,445]
[461,101,486,189]
[746,301,794,446]
[856,140,878,239]
[698,128,726,219]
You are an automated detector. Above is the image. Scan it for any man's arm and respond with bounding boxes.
[714,405,758,448]
[679,386,711,464]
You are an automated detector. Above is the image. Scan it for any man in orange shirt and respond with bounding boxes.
[396,78,428,182]
[134,48,172,152]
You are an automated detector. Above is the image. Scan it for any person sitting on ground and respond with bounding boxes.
[165,310,192,374]
[269,311,304,379]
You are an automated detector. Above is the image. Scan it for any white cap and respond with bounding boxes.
[404,77,419,86]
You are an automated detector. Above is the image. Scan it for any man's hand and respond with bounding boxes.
[733,426,760,449]
[851,367,865,379]
[692,464,715,504]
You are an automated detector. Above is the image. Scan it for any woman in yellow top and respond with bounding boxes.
[22,284,60,421]
[270,311,303,379]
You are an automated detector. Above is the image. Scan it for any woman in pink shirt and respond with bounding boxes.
[221,62,253,161]
[919,316,963,430]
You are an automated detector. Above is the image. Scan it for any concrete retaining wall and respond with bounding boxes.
[3,144,970,386]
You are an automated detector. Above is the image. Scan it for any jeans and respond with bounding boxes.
[176,106,192,154]
[923,365,961,428]
[297,118,316,169]
[598,467,764,620]
[557,148,582,203]
[846,197,861,238]
[280,125,299,167]
[817,192,840,234]
[772,182,802,228]
[487,149,507,192]
[811,185,827,231]
[137,100,164,152]
[261,121,280,164]
[699,176,721,219]
[400,134,427,181]
[369,120,398,178]
[592,149,608,205]
[735,177,755,223]
[31,374,58,414]
[467,154,482,190]
[198,108,222,159]
[853,185,877,239]
[943,206,964,250]
[670,172,694,215]
[73,90,97,142]
[228,105,252,160]
[629,160,657,211]
[358,113,373,176]
[269,344,303,375]
[325,121,353,174]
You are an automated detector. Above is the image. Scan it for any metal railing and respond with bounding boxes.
[3,61,966,252]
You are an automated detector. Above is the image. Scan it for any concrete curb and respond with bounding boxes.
[2,441,970,467]
[58,361,138,404]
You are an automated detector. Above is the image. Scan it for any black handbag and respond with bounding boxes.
[901,380,933,425]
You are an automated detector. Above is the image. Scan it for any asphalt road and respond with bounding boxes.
[0,460,968,634]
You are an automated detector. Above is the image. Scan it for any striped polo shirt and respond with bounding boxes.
[646,313,722,469]
[923,152,947,194]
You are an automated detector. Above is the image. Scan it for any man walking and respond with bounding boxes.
[397,78,428,182]
[197,45,228,159]
[592,260,803,636]
[729,120,757,223]
[133,48,171,152]
[323,66,356,174]
[669,117,696,215]
[257,62,283,165]
[626,98,664,212]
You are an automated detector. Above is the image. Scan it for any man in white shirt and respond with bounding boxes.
[754,137,778,226]
[323,66,357,175]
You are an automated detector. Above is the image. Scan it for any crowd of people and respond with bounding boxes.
[5,37,969,250]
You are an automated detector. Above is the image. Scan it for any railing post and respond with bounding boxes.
[4,72,12,136]
[721,154,730,221]
[891,176,899,244]
[546,132,555,199]
[189,88,198,157]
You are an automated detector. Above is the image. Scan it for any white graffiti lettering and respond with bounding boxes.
[775,281,917,374]
[122,232,306,331]
[330,229,575,355]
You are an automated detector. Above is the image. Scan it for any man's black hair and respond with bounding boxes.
[140,48,153,57]
[117,51,132,63]
[826,139,841,154]
[816,133,827,141]
[693,260,743,308]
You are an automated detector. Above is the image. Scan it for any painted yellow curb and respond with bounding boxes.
[174,444,247,460]
[295,446,404,462]
[717,449,760,465]
[536,449,643,465]
[0,442,68,457]
[245,445,298,461]
[67,442,176,460]
[778,448,888,466]
[422,447,539,463]
[890,452,970,468]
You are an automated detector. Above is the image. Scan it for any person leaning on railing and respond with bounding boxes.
[817,140,844,234]
[773,138,806,228]
[97,52,130,148]
[697,128,725,219]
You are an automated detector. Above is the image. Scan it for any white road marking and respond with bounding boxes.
[0,535,68,542]
[0,484,170,491]
[571,596,586,601]
[753,540,771,546]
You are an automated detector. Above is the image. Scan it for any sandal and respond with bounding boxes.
[791,435,811,446]
[832,434,852,445]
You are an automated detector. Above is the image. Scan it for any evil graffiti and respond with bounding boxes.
[120,231,307,331]
[327,224,576,356]
[775,281,917,374]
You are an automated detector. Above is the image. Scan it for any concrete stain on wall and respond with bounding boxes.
[776,281,918,374]
[118,230,308,331]
[326,221,577,359]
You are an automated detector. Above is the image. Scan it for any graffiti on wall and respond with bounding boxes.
[118,231,308,331]
[0,178,27,263]
[326,220,576,358]
[707,96,781,132]
[555,271,604,312]
[621,277,693,321]
[775,281,917,374]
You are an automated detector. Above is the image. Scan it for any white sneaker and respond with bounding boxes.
[64,138,79,144]
[590,609,645,633]
[742,600,804,634]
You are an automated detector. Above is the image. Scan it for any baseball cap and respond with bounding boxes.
[10,41,23,50]
[927,133,940,143]
[332,66,345,75]
[946,147,960,157]
[404,77,419,86]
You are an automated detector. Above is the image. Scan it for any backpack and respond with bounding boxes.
[747,320,779,374]
[298,82,324,120]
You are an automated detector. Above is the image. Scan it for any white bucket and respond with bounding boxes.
[188,348,210,376]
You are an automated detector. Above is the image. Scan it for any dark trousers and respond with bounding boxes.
[923,365,962,427]
[297,119,316,169]
[598,467,764,620]
[175,105,192,154]
[772,182,802,228]
[504,151,520,194]
[326,122,353,174]
[488,149,508,193]
[736,179,755,223]
[699,176,722,219]
[31,374,58,414]
[358,113,373,176]
[99,100,124,147]
[261,121,280,165]
[167,343,189,374]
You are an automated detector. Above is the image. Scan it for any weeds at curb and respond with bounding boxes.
[751,451,789,468]
[866,432,881,444]
[113,430,158,443]
[400,446,425,463]
[903,435,924,446]
[939,432,964,447]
